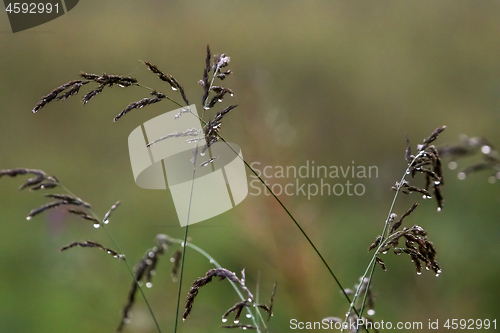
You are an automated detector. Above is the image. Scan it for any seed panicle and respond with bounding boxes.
[60,241,125,260]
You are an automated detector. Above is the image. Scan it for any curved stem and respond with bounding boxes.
[342,150,425,333]
[57,184,162,333]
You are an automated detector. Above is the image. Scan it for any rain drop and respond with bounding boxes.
[234,320,239,324]
[417,272,422,275]
[382,251,387,255]
[406,170,410,175]
[481,145,491,154]
[200,152,206,156]
[435,273,440,277]
[242,327,247,331]
[26,216,31,220]
[437,207,442,212]
[367,309,375,316]
[434,181,440,185]
[437,269,442,274]
[246,314,252,319]
[181,242,185,247]
[103,219,109,224]
[222,318,227,323]
[93,223,100,229]
[171,87,178,91]
[230,93,234,97]
[146,282,153,288]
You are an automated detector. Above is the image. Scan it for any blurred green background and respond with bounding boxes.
[1,1,499,332]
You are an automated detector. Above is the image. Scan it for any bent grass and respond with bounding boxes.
[3,44,485,333]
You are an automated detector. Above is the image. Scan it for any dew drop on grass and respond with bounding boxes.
[93,223,100,228]
[246,314,252,319]
[481,145,491,154]
[209,259,214,264]
[417,272,422,275]
[146,282,152,288]
[367,309,375,316]
[26,216,31,220]
[234,320,239,324]
[437,207,442,212]
[434,181,441,185]
[103,219,109,224]
[222,318,227,323]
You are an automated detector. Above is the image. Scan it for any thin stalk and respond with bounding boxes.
[57,184,163,333]
[342,151,425,333]
[174,61,223,333]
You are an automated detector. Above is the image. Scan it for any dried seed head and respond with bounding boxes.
[60,241,124,260]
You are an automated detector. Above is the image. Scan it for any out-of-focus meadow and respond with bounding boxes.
[1,1,499,332]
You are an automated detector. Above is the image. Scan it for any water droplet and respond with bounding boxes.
[103,219,109,224]
[437,207,442,212]
[222,318,227,323]
[457,172,466,180]
[242,327,247,331]
[200,152,205,156]
[171,87,178,91]
[436,273,440,277]
[481,145,491,154]
[406,170,410,175]
[234,320,239,324]
[448,161,457,170]
[230,93,234,97]
[182,318,186,322]
[246,314,252,318]
[26,216,31,220]
[382,251,387,255]
[417,272,422,275]
[423,195,427,199]
[426,267,430,270]
[146,282,152,288]
[248,298,252,302]
[148,252,155,258]
[218,99,223,103]
[209,259,214,264]
[437,269,442,274]
[181,242,185,247]
[93,223,100,228]
[204,106,209,110]
[434,181,440,185]
[367,309,375,316]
